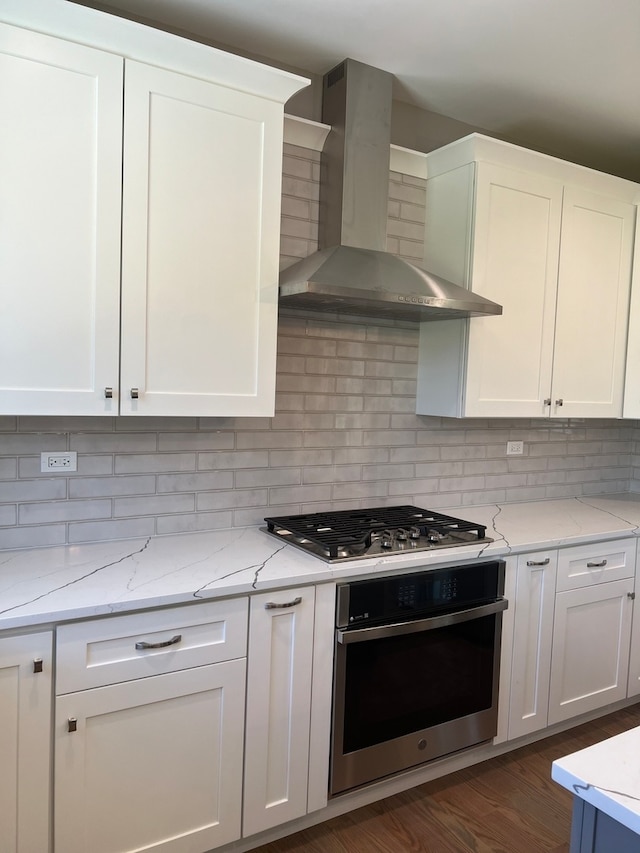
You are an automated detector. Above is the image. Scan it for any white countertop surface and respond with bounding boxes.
[552,724,640,836]
[1,493,640,631]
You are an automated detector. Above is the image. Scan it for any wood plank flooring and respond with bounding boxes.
[252,704,640,853]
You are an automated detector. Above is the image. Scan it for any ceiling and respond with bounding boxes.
[71,0,640,181]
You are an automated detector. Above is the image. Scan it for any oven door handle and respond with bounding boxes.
[336,598,508,645]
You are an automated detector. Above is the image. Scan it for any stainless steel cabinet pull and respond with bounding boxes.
[555,398,564,406]
[130,387,139,399]
[265,597,303,610]
[587,560,607,568]
[104,387,113,399]
[33,658,43,674]
[544,398,551,407]
[135,634,182,650]
[628,592,636,600]
[68,718,77,733]
[526,558,550,567]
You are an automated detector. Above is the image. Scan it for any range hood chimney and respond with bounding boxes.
[279,59,502,322]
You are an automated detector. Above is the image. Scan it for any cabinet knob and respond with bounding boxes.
[555,398,564,407]
[526,558,550,567]
[33,658,43,674]
[104,387,113,399]
[544,398,551,407]
[628,592,636,600]
[586,560,607,568]
[264,597,303,610]
[68,718,77,733]
[130,388,139,399]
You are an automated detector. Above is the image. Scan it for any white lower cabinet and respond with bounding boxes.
[51,585,336,852]
[243,584,335,837]
[507,538,637,740]
[54,600,249,853]
[0,632,53,853]
[548,579,633,725]
[507,551,557,739]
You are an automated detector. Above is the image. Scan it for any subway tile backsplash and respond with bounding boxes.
[0,144,637,549]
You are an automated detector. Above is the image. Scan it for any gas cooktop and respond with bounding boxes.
[263,505,492,562]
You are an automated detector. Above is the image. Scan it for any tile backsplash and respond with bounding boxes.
[0,144,635,550]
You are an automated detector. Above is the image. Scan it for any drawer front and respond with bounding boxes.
[556,538,636,591]
[56,597,248,694]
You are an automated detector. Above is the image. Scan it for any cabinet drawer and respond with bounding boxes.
[556,539,636,591]
[56,598,248,694]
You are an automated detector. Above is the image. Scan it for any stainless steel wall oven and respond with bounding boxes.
[330,560,507,795]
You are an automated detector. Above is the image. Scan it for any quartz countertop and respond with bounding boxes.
[1,493,640,631]
[552,724,640,837]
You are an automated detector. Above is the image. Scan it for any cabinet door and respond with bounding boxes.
[120,60,282,417]
[243,587,315,836]
[508,552,557,739]
[551,187,635,418]
[464,163,563,417]
[0,632,52,853]
[55,661,246,853]
[548,579,634,725]
[0,23,122,415]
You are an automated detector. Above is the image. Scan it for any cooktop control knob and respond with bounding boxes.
[381,530,394,549]
[409,526,421,539]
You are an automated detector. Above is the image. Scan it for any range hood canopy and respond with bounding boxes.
[279,59,502,322]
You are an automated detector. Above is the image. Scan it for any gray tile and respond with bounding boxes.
[416,462,464,477]
[269,449,333,466]
[70,476,155,499]
[158,432,234,451]
[19,500,112,524]
[236,432,303,449]
[71,433,157,453]
[19,416,114,432]
[235,468,301,488]
[331,482,389,501]
[156,472,234,492]
[115,417,198,431]
[304,357,366,377]
[364,431,416,446]
[115,453,196,474]
[198,451,269,470]
[302,465,362,484]
[156,511,234,535]
[0,478,67,502]
[362,463,415,481]
[197,489,268,511]
[0,525,66,549]
[303,430,363,448]
[69,518,155,544]
[0,458,17,478]
[438,476,485,492]
[0,506,17,526]
[0,434,67,454]
[0,417,17,431]
[114,494,195,517]
[333,448,390,465]
[390,446,440,463]
[269,485,332,504]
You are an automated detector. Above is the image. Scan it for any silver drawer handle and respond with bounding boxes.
[135,634,182,650]
[526,558,550,566]
[104,387,113,399]
[265,597,302,610]
[556,398,564,406]
[130,387,139,399]
[587,560,607,568]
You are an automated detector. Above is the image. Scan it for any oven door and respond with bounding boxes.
[330,599,508,796]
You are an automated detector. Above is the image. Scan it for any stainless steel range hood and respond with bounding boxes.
[279,60,502,322]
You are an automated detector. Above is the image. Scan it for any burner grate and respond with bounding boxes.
[264,505,487,560]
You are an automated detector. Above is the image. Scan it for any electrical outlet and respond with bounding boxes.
[506,441,524,456]
[40,452,77,472]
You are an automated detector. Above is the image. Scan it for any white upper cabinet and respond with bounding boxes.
[120,60,285,416]
[0,23,123,416]
[416,134,638,419]
[0,1,308,417]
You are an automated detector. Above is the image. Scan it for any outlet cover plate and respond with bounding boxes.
[506,441,524,456]
[41,452,77,472]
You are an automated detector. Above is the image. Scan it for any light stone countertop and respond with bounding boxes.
[1,493,640,632]
[552,725,640,837]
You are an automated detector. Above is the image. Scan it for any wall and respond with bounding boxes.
[0,143,633,550]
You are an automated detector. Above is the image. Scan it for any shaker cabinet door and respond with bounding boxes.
[120,60,282,416]
[0,24,123,415]
[551,187,635,418]
[463,163,562,417]
[0,633,52,853]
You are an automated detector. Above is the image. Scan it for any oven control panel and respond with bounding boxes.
[337,560,505,629]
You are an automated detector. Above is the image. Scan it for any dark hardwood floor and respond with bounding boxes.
[252,704,640,853]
